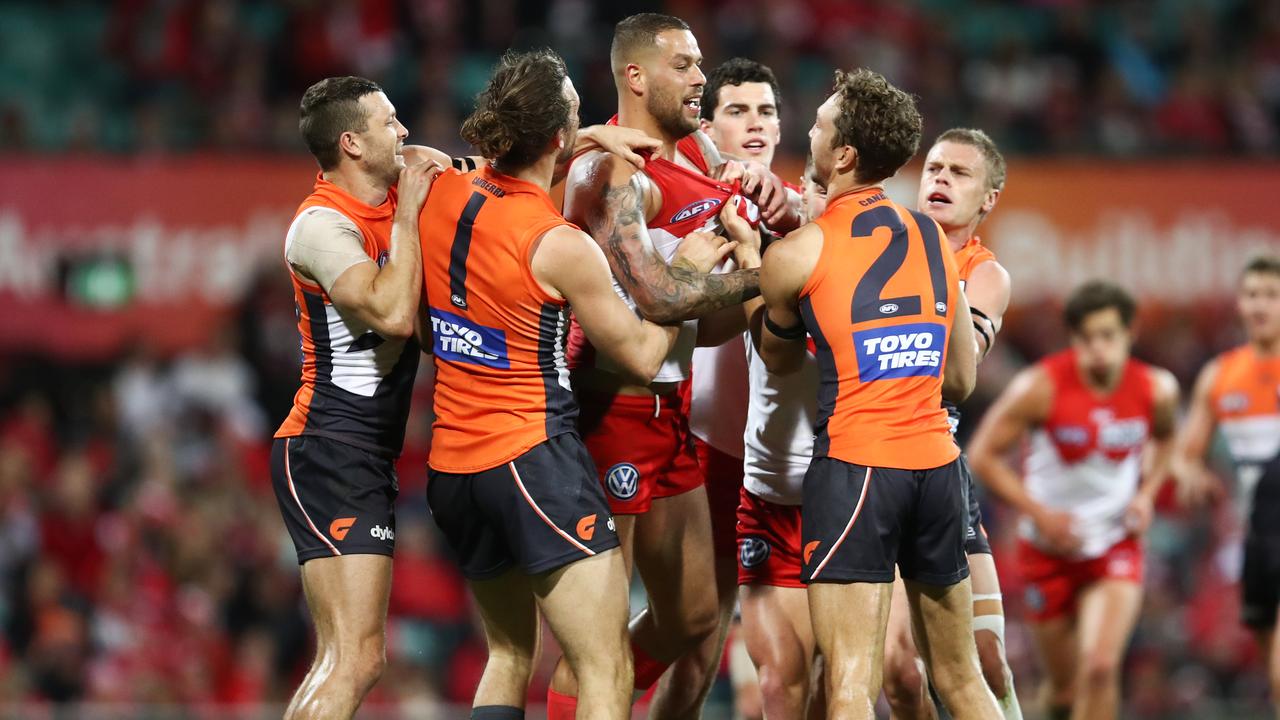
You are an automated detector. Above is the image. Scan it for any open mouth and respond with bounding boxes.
[742,138,767,153]
[683,96,701,113]
[926,191,951,206]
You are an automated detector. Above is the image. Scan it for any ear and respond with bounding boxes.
[338,130,362,161]
[982,186,1001,216]
[833,144,858,175]
[625,63,645,96]
[699,118,711,133]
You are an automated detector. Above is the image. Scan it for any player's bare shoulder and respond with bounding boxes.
[564,148,656,227]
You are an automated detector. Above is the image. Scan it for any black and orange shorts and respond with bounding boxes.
[427,432,620,580]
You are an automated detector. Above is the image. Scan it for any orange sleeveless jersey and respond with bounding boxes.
[423,167,579,473]
[954,235,996,287]
[275,175,419,457]
[1208,344,1280,464]
[800,187,961,470]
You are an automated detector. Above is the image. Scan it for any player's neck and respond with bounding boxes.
[493,154,557,193]
[322,166,390,207]
[1078,362,1123,394]
[944,222,979,253]
[1250,335,1280,357]
[825,175,882,205]
[616,105,682,161]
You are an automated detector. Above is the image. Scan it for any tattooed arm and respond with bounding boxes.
[563,150,760,325]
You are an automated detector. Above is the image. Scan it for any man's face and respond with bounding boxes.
[807,94,842,189]
[558,77,582,165]
[356,91,408,185]
[802,166,827,221]
[643,29,706,138]
[918,141,996,232]
[1070,307,1133,381]
[702,81,780,166]
[1239,271,1280,346]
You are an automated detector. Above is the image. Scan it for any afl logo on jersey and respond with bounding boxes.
[671,198,721,224]
[606,463,640,500]
[879,303,899,315]
[935,301,948,314]
[739,537,770,569]
[376,250,390,268]
[1218,392,1248,414]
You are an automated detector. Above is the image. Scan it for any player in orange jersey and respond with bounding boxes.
[1176,256,1280,718]
[758,68,1000,720]
[547,14,802,720]
[271,76,442,720]
[421,49,744,720]
[968,282,1179,720]
[882,129,1022,720]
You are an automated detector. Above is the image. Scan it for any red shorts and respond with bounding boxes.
[694,437,744,559]
[736,487,805,589]
[1017,536,1144,622]
[578,387,702,515]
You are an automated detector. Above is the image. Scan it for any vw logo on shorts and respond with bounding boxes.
[740,536,771,569]
[1024,585,1045,613]
[606,463,640,500]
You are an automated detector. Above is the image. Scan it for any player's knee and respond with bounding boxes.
[342,637,387,693]
[882,652,926,709]
[679,600,722,648]
[1080,651,1121,690]
[757,663,807,708]
[975,631,1009,698]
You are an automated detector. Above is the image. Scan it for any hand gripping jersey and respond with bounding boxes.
[423,167,578,473]
[944,235,998,431]
[275,175,420,457]
[1207,345,1280,521]
[566,125,758,383]
[1021,350,1154,558]
[800,188,960,469]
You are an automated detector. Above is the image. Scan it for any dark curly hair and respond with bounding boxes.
[1064,280,1137,332]
[829,69,921,184]
[460,49,571,171]
[701,57,781,121]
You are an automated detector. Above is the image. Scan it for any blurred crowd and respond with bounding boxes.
[0,0,1278,156]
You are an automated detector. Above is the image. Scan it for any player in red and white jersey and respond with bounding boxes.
[548,14,802,720]
[677,57,802,713]
[882,129,1021,720]
[1176,256,1280,715]
[968,282,1180,720]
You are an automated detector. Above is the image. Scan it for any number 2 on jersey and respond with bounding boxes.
[849,206,949,325]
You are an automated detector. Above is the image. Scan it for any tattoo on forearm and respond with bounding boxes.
[592,174,761,323]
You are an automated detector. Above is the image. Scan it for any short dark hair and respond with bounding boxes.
[830,69,921,184]
[460,49,571,171]
[1063,280,1137,332]
[701,58,781,121]
[935,128,1006,191]
[299,76,384,171]
[1243,255,1280,280]
[611,13,691,75]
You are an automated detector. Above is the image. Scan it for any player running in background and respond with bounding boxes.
[673,56,792,714]
[882,128,1022,720]
[758,68,999,720]
[421,49,694,720]
[1175,256,1280,718]
[968,281,1180,720]
[548,13,798,719]
[271,76,441,720]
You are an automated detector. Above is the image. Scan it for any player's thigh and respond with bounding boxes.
[633,485,718,622]
[884,573,921,671]
[740,583,815,678]
[469,568,540,659]
[534,549,632,661]
[903,576,975,671]
[1074,578,1142,665]
[808,581,892,672]
[1028,615,1077,692]
[299,554,393,642]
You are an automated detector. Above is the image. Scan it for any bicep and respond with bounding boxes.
[964,260,1011,337]
[1178,364,1219,453]
[538,229,643,345]
[288,211,373,292]
[1150,369,1181,439]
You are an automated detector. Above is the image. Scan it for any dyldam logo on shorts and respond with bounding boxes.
[370,525,395,542]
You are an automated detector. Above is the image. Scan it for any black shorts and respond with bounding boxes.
[427,433,620,580]
[271,435,399,564]
[1242,459,1280,629]
[801,457,969,586]
[961,453,992,556]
